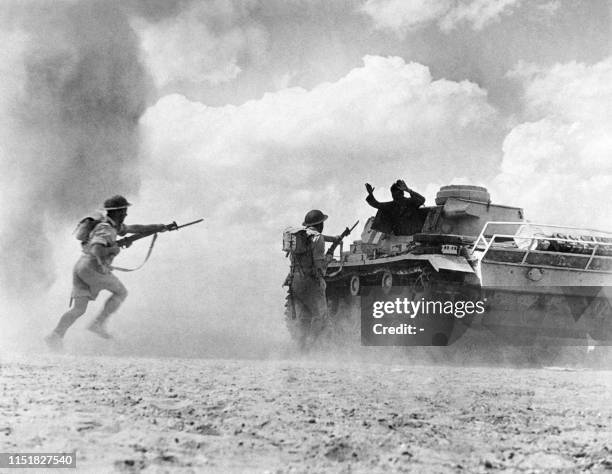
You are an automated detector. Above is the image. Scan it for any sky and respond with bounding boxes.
[0,0,610,356]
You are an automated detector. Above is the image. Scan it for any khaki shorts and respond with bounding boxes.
[71,255,126,301]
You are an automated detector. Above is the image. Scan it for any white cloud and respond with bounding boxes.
[361,0,525,35]
[132,0,268,87]
[127,55,501,341]
[512,59,612,122]
[361,0,452,33]
[492,57,612,228]
[140,55,500,224]
[439,0,522,31]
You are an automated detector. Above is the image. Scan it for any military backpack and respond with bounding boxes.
[282,226,311,255]
[74,211,105,244]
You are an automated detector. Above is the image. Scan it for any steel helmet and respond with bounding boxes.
[302,209,328,226]
[103,195,132,210]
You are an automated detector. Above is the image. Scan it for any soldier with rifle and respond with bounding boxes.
[284,210,357,350]
[45,195,200,350]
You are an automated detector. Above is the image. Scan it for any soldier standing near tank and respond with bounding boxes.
[287,210,337,350]
[365,179,426,235]
[45,195,169,350]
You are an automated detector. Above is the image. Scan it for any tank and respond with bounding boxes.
[285,185,612,360]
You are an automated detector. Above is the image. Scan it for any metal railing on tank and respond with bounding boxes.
[471,221,612,272]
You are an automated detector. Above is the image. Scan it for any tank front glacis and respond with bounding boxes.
[321,184,612,349]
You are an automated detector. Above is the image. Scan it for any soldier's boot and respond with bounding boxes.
[87,321,113,339]
[44,331,63,352]
[87,290,126,340]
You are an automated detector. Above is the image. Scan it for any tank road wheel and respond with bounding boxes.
[349,275,361,296]
[381,271,393,295]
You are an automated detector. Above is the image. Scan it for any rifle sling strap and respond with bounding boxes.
[111,233,158,272]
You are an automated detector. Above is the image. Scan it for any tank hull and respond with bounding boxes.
[283,186,612,362]
[284,260,611,350]
[321,258,612,347]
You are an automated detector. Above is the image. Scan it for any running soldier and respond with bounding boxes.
[45,195,169,349]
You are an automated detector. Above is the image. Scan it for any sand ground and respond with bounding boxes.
[1,352,611,473]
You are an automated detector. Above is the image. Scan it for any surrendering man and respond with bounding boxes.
[45,195,169,350]
[365,179,426,236]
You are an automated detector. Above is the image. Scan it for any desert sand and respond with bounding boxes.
[1,351,611,473]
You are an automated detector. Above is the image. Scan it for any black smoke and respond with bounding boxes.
[0,0,152,292]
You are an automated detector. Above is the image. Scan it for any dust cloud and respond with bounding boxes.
[1,2,609,366]
[0,0,153,353]
[0,0,150,294]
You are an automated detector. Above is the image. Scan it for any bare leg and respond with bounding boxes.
[91,284,127,328]
[53,297,90,338]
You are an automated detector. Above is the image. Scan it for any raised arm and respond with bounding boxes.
[396,180,425,206]
[365,183,382,209]
[311,233,332,276]
[407,187,425,206]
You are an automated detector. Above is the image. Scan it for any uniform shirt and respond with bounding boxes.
[306,227,327,277]
[366,192,425,235]
[83,216,127,264]
[293,227,328,279]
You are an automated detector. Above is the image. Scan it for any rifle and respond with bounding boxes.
[326,220,359,257]
[116,218,204,248]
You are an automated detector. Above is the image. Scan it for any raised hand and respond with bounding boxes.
[396,179,409,192]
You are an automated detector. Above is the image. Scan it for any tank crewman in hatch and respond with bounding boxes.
[365,179,426,236]
[287,209,338,350]
[45,195,170,350]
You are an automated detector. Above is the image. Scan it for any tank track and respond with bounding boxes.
[323,263,434,348]
[284,290,302,344]
[582,294,612,341]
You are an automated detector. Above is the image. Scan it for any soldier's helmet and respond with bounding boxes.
[303,209,328,227]
[103,195,132,210]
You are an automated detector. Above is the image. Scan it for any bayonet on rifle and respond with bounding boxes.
[326,220,359,257]
[116,218,204,248]
[174,218,204,230]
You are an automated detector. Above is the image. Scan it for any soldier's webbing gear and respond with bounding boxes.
[111,233,158,272]
[283,227,318,287]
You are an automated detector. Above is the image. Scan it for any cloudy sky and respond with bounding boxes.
[0,0,610,355]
